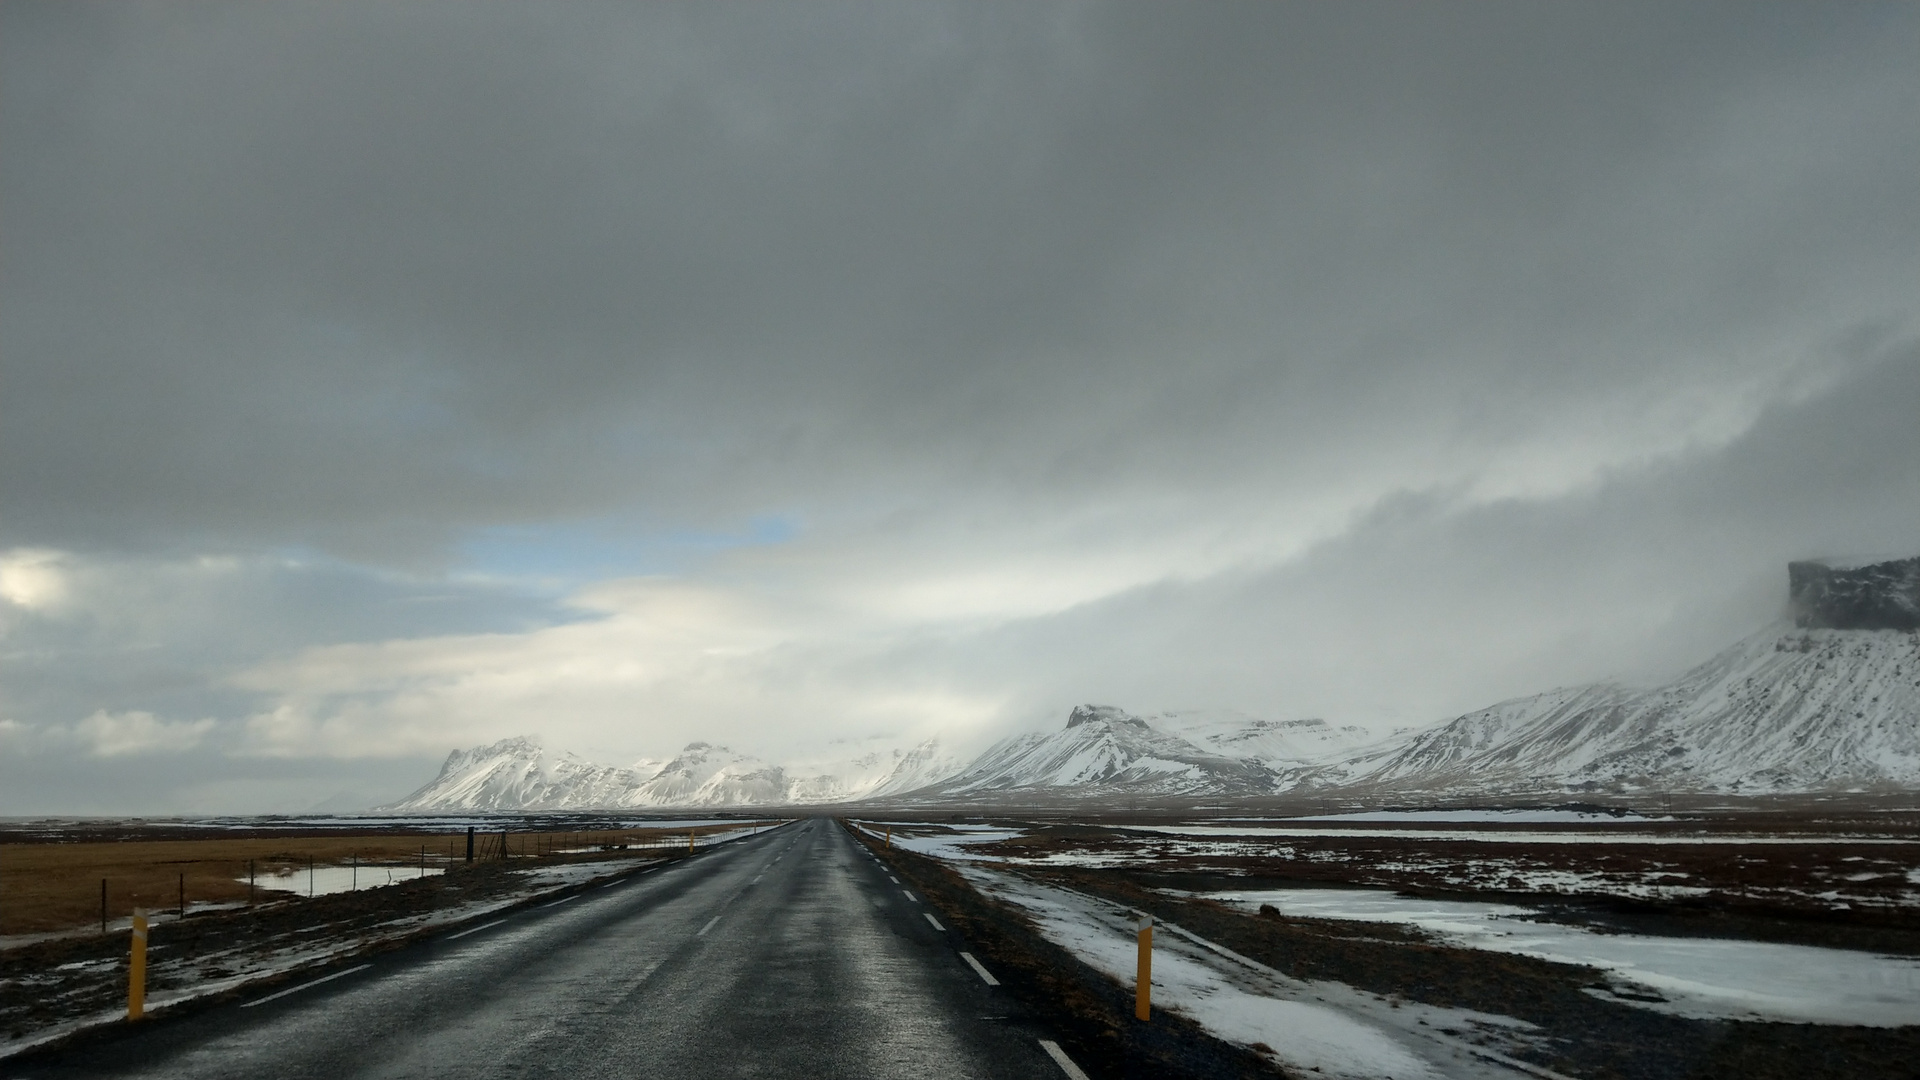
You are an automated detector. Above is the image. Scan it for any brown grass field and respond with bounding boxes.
[0,823,769,936]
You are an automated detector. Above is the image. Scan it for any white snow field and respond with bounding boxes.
[959,866,1561,1080]
[1198,887,1920,1027]
[1275,810,1672,825]
[1118,824,1918,845]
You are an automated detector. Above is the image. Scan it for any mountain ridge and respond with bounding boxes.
[384,558,1920,809]
[381,734,962,811]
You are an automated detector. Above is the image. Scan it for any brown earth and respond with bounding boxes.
[0,823,771,936]
[853,814,1920,1080]
[965,821,1920,951]
[1051,868,1920,1080]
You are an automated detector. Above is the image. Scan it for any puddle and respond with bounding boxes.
[241,864,444,898]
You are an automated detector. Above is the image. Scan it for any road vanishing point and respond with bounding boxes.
[17,819,1085,1079]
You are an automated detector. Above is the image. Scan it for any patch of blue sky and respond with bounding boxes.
[261,547,586,640]
[455,514,799,589]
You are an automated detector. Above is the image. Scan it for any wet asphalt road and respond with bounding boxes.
[11,819,1076,1079]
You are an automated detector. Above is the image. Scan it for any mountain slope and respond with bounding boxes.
[385,737,651,811]
[902,704,1279,800]
[1322,626,1920,795]
[383,735,965,810]
[1149,709,1383,770]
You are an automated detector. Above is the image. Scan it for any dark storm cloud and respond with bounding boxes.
[912,343,1920,731]
[7,2,1914,558]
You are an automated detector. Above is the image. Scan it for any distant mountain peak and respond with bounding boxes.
[1066,704,1147,730]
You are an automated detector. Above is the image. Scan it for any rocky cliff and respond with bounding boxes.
[1790,556,1920,630]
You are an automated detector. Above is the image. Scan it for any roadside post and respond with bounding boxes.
[1135,914,1153,1021]
[249,860,255,906]
[885,825,891,849]
[100,879,107,933]
[467,826,475,863]
[128,908,148,1020]
[688,831,695,854]
[178,873,185,917]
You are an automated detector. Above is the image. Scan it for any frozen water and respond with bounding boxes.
[244,865,443,897]
[1203,886,1920,1026]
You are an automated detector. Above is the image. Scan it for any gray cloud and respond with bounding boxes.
[2,2,1917,810]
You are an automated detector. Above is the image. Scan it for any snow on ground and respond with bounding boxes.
[849,822,1025,862]
[956,865,1560,1080]
[1119,825,1918,845]
[1201,887,1920,1026]
[1272,810,1673,825]
[612,818,779,831]
[168,815,769,831]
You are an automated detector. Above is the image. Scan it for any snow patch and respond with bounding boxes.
[1203,887,1920,1026]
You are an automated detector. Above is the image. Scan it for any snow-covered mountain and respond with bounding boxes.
[385,560,1920,809]
[383,737,654,811]
[383,735,963,811]
[1315,625,1920,796]
[902,705,1285,800]
[1150,709,1381,771]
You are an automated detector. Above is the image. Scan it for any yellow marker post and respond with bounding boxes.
[128,908,148,1021]
[688,831,695,854]
[1134,914,1152,1021]
[885,825,891,849]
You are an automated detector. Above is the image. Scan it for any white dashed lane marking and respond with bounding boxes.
[923,913,945,931]
[901,890,917,902]
[1039,1040,1090,1080]
[959,952,1000,987]
[698,915,721,936]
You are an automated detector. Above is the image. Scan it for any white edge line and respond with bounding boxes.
[446,918,508,940]
[1068,890,1586,1080]
[924,912,946,931]
[902,890,917,902]
[697,915,721,936]
[240,964,372,1008]
[959,951,1000,986]
[541,894,579,908]
[1038,1039,1089,1080]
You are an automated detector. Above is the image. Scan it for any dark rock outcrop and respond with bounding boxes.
[1789,556,1920,630]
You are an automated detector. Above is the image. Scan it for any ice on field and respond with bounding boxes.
[1206,887,1920,1026]
[962,867,1549,1080]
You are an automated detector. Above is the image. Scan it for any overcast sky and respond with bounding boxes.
[4,1,1917,813]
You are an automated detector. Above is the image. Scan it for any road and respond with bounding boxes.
[14,818,1082,1080]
